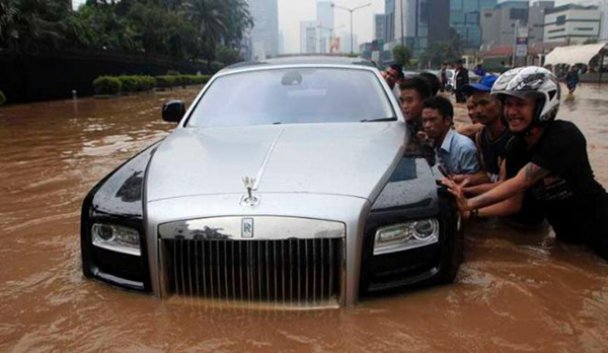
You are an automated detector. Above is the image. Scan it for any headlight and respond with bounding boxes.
[373,219,439,255]
[92,223,141,256]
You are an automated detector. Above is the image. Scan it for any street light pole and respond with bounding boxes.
[331,2,372,55]
[400,0,404,47]
[512,19,519,67]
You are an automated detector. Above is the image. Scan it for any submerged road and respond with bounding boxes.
[1,85,607,352]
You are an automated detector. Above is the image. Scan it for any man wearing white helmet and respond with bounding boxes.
[444,66,608,260]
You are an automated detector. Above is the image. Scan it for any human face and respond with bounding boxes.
[422,107,451,140]
[504,95,535,133]
[400,89,423,121]
[466,96,477,123]
[470,92,502,125]
[384,67,400,88]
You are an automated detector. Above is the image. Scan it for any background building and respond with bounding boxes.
[300,21,320,54]
[480,0,529,48]
[375,14,387,41]
[245,0,279,60]
[429,0,450,44]
[338,31,358,53]
[451,0,498,49]
[544,4,601,44]
[528,1,555,45]
[601,0,608,40]
[384,0,396,44]
[316,1,334,53]
[388,0,449,55]
[278,31,285,55]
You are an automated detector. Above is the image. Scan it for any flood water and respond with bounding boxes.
[1,85,607,352]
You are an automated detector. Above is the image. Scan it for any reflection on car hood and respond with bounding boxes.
[146,123,405,202]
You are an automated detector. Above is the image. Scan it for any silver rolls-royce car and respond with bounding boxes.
[81,56,463,308]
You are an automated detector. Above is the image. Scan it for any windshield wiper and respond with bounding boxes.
[360,117,397,122]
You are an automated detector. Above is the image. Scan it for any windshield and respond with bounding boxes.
[186,68,395,127]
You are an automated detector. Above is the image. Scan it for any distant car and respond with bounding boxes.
[402,70,419,78]
[445,69,481,92]
[80,56,463,308]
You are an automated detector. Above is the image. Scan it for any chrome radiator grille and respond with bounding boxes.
[161,237,343,305]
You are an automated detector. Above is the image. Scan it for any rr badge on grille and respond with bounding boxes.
[241,218,254,238]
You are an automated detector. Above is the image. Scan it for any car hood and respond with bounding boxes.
[146,123,406,202]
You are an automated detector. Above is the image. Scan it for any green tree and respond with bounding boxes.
[2,0,252,62]
[181,0,252,58]
[418,28,464,68]
[215,45,241,64]
[67,3,137,52]
[392,45,411,68]
[0,0,69,52]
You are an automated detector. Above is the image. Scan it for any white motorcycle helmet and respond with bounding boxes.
[491,66,561,131]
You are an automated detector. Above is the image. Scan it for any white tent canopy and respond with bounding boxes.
[544,42,608,66]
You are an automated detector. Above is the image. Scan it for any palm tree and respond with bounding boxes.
[0,0,18,46]
[0,0,67,52]
[181,0,252,58]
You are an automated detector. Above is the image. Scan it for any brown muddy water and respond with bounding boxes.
[1,85,608,353]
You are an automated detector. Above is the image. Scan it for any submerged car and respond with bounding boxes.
[81,56,463,308]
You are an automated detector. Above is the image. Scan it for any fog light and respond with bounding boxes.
[92,223,141,256]
[95,224,114,240]
[413,220,439,240]
[374,219,439,255]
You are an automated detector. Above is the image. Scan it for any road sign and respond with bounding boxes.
[515,37,528,57]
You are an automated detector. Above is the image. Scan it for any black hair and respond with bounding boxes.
[398,76,432,99]
[421,95,453,121]
[389,64,404,79]
[418,72,441,96]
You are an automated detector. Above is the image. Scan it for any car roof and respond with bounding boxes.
[221,55,378,73]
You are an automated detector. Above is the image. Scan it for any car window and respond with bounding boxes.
[186,68,395,127]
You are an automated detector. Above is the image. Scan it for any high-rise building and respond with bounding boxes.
[300,21,320,54]
[245,0,279,60]
[338,31,358,53]
[544,4,601,44]
[451,0,498,49]
[480,1,528,48]
[375,14,387,41]
[599,0,608,40]
[562,0,608,40]
[390,0,449,55]
[317,1,334,53]
[528,1,555,45]
[428,0,450,44]
[385,0,395,43]
[278,31,285,55]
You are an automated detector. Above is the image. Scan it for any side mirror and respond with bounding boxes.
[162,100,186,123]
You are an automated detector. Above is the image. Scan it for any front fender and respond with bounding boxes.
[80,141,162,291]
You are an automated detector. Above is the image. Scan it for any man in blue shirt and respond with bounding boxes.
[421,96,479,175]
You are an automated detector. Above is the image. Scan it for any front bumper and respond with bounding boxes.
[359,205,451,294]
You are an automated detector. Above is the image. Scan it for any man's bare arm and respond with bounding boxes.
[475,192,522,218]
[464,181,502,196]
[452,171,490,187]
[467,162,549,210]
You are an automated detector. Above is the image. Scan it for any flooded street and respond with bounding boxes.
[1,85,608,352]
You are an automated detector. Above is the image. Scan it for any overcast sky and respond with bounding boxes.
[278,0,386,53]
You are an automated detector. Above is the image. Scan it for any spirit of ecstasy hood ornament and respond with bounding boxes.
[240,176,260,206]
